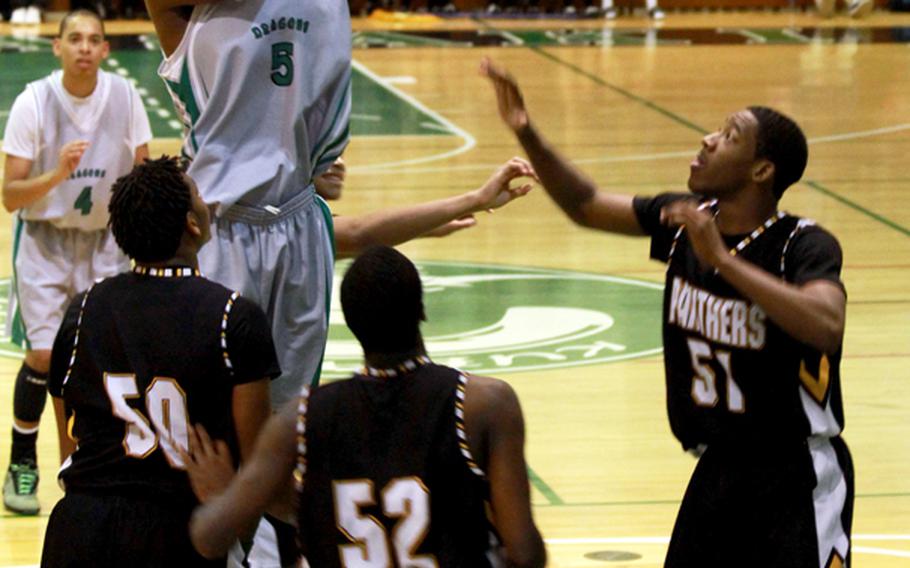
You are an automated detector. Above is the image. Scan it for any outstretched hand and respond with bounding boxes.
[175,424,235,503]
[480,57,530,133]
[472,156,537,213]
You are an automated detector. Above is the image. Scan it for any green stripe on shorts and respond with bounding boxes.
[10,216,29,349]
[311,195,336,387]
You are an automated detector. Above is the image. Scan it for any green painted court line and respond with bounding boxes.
[475,18,708,136]
[804,180,910,238]
[529,47,709,136]
[528,466,564,505]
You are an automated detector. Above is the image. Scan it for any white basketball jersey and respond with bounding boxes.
[158,0,352,215]
[21,70,138,231]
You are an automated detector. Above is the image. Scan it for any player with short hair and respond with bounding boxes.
[40,156,277,567]
[483,58,853,567]
[181,246,547,568]
[1,8,151,515]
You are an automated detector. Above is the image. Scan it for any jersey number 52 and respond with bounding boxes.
[333,477,439,567]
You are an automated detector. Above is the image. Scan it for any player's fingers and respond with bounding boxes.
[173,435,193,466]
[479,56,496,78]
[512,183,533,197]
[499,161,523,179]
[509,156,532,170]
[661,207,687,227]
[213,440,232,463]
[502,160,535,183]
[186,424,201,457]
[453,215,477,228]
[195,424,215,455]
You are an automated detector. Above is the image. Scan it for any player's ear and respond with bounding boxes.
[52,37,62,58]
[186,210,203,239]
[752,158,774,186]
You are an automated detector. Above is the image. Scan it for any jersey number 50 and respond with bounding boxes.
[333,477,439,568]
[104,373,190,468]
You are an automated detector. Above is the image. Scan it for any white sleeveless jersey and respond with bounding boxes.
[20,70,139,231]
[158,0,352,215]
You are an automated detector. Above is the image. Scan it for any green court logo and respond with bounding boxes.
[0,263,664,374]
[322,261,663,378]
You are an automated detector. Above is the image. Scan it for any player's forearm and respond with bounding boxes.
[190,470,270,558]
[714,254,845,354]
[505,529,547,568]
[334,191,482,258]
[2,170,65,212]
[515,122,598,226]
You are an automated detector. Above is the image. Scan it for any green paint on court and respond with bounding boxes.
[0,43,450,138]
[804,180,910,238]
[528,466,565,505]
[350,65,452,137]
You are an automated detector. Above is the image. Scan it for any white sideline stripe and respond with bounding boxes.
[542,535,910,558]
[544,534,910,544]
[854,546,910,558]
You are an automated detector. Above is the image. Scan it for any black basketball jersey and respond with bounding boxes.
[296,360,503,567]
[633,194,846,450]
[48,266,280,500]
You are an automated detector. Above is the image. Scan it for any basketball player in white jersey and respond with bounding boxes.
[1,9,151,516]
[145,1,347,564]
[146,0,352,411]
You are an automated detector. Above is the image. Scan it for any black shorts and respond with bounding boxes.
[41,491,224,568]
[665,436,853,568]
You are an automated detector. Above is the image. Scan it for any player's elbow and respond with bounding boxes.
[2,190,18,213]
[816,321,844,356]
[189,509,233,560]
[569,193,601,229]
[813,301,845,355]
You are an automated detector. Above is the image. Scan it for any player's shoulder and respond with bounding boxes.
[781,214,842,249]
[24,71,57,92]
[10,73,54,108]
[463,373,519,410]
[86,272,133,297]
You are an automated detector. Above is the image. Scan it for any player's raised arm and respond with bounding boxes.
[480,57,644,236]
[466,375,546,568]
[332,157,536,258]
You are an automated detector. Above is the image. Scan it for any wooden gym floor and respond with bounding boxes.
[1,10,909,567]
